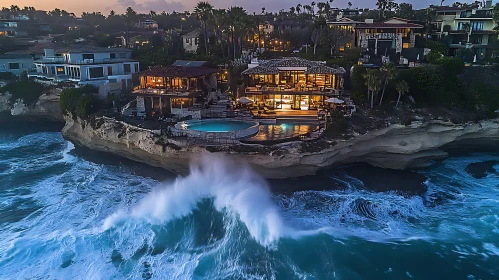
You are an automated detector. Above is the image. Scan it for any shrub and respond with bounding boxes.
[2,80,45,105]
[60,88,98,118]
[351,65,368,105]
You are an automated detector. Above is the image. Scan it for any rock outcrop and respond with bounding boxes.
[1,89,63,122]
[62,116,499,179]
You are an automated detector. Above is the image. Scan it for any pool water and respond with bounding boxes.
[187,121,254,132]
[245,122,319,141]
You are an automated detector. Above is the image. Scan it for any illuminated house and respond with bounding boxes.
[28,47,139,88]
[432,1,496,60]
[133,65,218,118]
[242,57,346,111]
[355,18,424,55]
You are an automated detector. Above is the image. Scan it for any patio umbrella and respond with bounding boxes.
[473,55,477,63]
[325,97,345,104]
[238,97,254,104]
[417,54,420,61]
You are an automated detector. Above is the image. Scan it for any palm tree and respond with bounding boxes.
[379,63,398,106]
[124,7,137,48]
[194,1,214,55]
[363,69,382,109]
[311,2,316,16]
[311,27,322,55]
[348,2,353,9]
[440,0,445,6]
[290,7,296,16]
[149,10,156,18]
[395,80,409,107]
[317,2,326,18]
[261,7,266,15]
[296,4,302,14]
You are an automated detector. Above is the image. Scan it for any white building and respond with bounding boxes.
[28,47,140,88]
[182,30,201,53]
[135,19,158,30]
[0,54,34,75]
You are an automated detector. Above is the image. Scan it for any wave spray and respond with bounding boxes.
[102,155,288,246]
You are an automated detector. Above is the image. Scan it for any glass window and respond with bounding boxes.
[124,64,131,74]
[403,42,409,49]
[89,67,104,78]
[8,63,19,69]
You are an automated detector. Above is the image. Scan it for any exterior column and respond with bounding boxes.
[159,97,162,114]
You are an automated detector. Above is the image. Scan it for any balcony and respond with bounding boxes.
[132,88,200,97]
[34,57,137,65]
[245,86,339,95]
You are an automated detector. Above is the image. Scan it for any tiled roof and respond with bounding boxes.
[139,66,218,78]
[242,57,345,75]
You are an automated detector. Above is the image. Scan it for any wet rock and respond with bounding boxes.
[465,160,499,179]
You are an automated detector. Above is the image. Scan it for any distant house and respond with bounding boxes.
[28,46,139,89]
[0,20,28,37]
[135,19,158,30]
[326,17,359,52]
[129,35,150,48]
[182,30,201,53]
[432,1,496,60]
[0,54,34,75]
[355,18,424,55]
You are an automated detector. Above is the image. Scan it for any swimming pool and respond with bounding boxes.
[187,120,254,132]
[174,119,260,139]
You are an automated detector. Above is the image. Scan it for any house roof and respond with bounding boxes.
[434,6,466,12]
[0,54,33,59]
[355,22,424,29]
[172,60,207,67]
[242,57,345,75]
[139,66,218,78]
[67,46,132,53]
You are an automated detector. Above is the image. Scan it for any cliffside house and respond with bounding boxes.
[28,47,139,89]
[354,18,424,56]
[132,64,219,118]
[432,1,496,60]
[242,57,346,111]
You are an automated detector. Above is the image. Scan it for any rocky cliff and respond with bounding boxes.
[61,116,499,179]
[0,89,63,121]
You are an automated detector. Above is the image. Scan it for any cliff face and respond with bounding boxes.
[61,116,499,179]
[0,89,63,121]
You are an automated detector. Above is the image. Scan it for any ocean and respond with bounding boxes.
[0,122,498,279]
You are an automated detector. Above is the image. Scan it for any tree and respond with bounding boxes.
[323,25,348,56]
[311,1,316,16]
[396,80,409,107]
[348,2,353,9]
[362,68,382,108]
[296,4,302,14]
[379,63,398,106]
[396,3,415,20]
[376,0,398,20]
[311,27,322,56]
[124,7,137,47]
[194,1,214,55]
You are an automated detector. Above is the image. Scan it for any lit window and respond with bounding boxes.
[346,43,352,49]
[340,46,345,52]
[403,42,409,49]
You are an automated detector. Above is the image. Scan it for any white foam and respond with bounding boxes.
[102,155,289,246]
[59,141,77,163]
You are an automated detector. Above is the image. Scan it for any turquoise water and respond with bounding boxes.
[0,123,498,279]
[186,120,253,132]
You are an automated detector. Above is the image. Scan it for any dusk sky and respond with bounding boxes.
[0,0,492,15]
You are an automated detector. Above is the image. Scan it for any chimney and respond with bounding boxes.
[365,19,374,24]
[485,0,492,8]
[44,48,55,58]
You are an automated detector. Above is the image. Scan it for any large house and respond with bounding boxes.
[28,47,139,88]
[242,57,345,111]
[135,19,159,30]
[0,54,34,75]
[355,18,424,55]
[432,1,497,60]
[326,17,359,52]
[132,63,218,118]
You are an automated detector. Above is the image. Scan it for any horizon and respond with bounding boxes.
[0,0,492,16]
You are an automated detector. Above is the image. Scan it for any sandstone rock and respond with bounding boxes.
[61,116,499,179]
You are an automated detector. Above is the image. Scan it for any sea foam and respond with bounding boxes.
[102,155,288,246]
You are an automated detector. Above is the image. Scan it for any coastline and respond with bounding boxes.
[60,115,499,179]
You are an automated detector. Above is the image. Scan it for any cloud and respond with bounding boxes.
[117,0,184,13]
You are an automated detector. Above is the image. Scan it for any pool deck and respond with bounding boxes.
[251,109,319,118]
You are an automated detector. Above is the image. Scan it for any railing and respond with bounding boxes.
[133,88,200,96]
[34,58,136,65]
[245,86,338,94]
